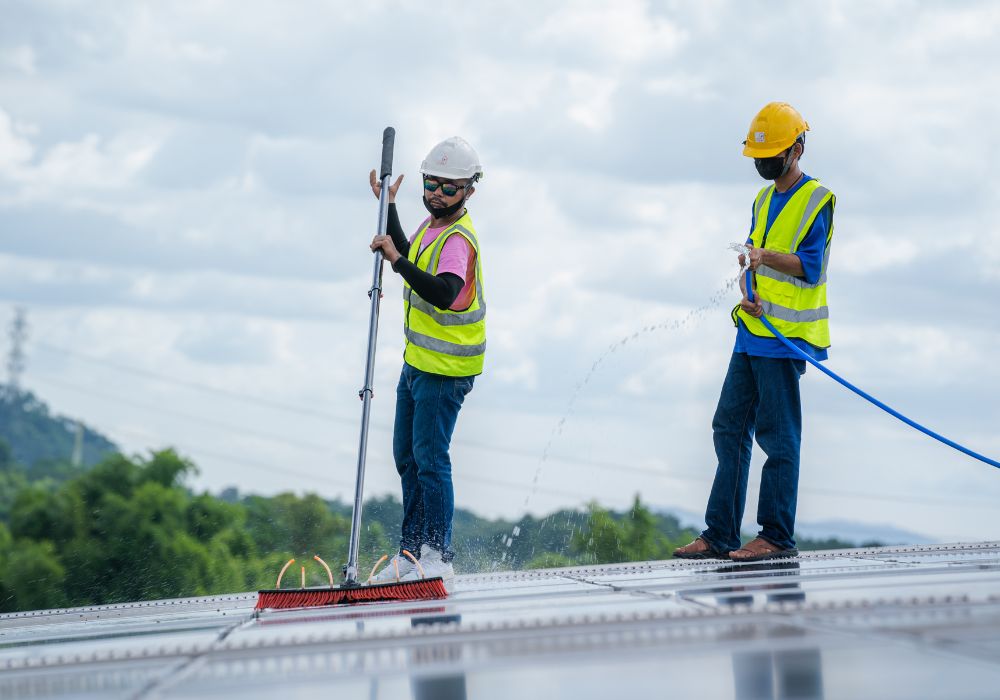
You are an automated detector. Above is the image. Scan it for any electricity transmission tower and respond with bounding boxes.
[6,306,29,397]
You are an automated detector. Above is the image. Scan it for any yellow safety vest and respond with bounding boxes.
[403,212,486,376]
[733,179,836,348]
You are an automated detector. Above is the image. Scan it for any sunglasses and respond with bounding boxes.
[423,178,469,197]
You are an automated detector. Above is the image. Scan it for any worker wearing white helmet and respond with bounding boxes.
[368,136,486,591]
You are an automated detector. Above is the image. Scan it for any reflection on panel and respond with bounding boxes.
[0,543,998,699]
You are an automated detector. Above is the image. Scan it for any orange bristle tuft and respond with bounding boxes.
[256,578,447,610]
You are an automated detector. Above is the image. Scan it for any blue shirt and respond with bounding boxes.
[735,174,832,361]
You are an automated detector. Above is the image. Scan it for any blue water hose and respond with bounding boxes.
[743,268,1000,470]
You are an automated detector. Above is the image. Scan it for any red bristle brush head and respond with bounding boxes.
[256,578,447,610]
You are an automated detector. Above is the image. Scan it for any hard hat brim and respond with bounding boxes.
[742,142,791,159]
[420,164,481,180]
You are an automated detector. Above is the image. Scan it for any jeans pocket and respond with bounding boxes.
[452,377,474,400]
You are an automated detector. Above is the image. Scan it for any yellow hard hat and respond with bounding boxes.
[742,102,810,158]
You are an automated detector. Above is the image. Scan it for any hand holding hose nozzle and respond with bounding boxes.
[729,242,763,316]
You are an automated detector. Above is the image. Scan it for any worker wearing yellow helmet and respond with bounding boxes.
[367,136,486,591]
[675,102,835,563]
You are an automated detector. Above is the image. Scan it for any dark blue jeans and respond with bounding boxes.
[393,362,474,562]
[702,352,805,553]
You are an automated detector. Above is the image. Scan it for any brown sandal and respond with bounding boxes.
[673,536,728,560]
[729,537,798,562]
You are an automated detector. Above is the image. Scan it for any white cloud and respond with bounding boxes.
[643,75,718,101]
[529,1,687,63]
[837,230,921,275]
[1,121,161,196]
[2,0,999,545]
[1,45,37,75]
[566,71,618,131]
[34,132,159,189]
[0,109,35,174]
[904,3,1000,51]
[491,356,539,391]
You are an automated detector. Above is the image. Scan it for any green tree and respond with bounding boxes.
[572,502,626,564]
[620,496,675,561]
[0,522,9,609]
[245,492,348,555]
[0,439,12,470]
[144,449,196,488]
[0,521,11,552]
[0,439,719,613]
[187,493,241,542]
[9,486,78,545]
[74,452,141,505]
[0,539,67,612]
[571,496,680,565]
[525,552,576,569]
[0,471,28,523]
[29,450,228,606]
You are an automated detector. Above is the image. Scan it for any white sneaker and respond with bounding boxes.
[369,552,416,583]
[402,544,455,592]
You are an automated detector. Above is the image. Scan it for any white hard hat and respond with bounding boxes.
[419,136,484,181]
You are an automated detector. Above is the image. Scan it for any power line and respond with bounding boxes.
[30,371,1000,513]
[105,421,597,504]
[32,340,359,425]
[455,437,1000,511]
[31,373,595,501]
[106,424,356,490]
[32,373,338,454]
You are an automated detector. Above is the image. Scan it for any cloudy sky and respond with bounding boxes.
[2,1,998,546]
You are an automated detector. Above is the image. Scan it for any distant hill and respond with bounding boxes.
[0,387,118,471]
[793,519,936,546]
[660,505,934,547]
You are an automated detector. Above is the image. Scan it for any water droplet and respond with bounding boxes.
[503,247,746,563]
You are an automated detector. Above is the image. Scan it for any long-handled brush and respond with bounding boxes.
[257,127,447,611]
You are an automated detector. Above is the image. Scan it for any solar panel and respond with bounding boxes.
[2,543,998,698]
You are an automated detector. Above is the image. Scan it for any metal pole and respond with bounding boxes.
[345,127,395,585]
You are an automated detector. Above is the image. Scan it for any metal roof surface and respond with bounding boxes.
[2,542,999,699]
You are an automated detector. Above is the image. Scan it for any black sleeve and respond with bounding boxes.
[392,258,463,310]
[386,203,410,258]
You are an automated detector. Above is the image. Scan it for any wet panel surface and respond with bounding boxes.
[1,542,998,699]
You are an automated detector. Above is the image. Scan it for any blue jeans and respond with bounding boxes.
[392,362,474,562]
[702,352,805,552]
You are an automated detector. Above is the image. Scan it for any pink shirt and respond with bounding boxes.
[411,222,477,311]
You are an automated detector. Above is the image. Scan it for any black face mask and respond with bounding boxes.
[423,195,464,219]
[754,146,796,180]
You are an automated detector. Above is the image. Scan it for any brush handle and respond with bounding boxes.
[346,127,395,585]
[379,127,395,180]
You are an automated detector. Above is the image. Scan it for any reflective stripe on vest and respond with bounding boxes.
[734,179,836,349]
[402,214,486,376]
[406,289,486,325]
[404,327,487,356]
